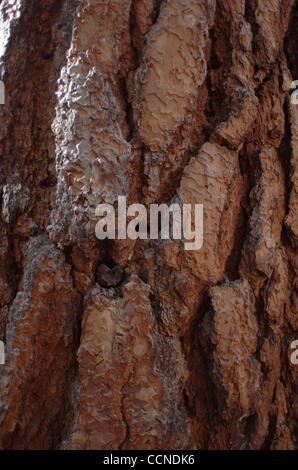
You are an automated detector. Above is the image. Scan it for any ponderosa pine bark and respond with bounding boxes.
[0,0,297,450]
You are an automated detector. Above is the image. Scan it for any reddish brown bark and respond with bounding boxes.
[0,0,297,450]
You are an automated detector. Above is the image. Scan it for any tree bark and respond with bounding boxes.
[0,0,297,450]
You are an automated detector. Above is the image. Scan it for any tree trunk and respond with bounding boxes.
[0,0,297,450]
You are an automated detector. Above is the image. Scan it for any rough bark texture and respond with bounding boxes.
[0,0,297,450]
